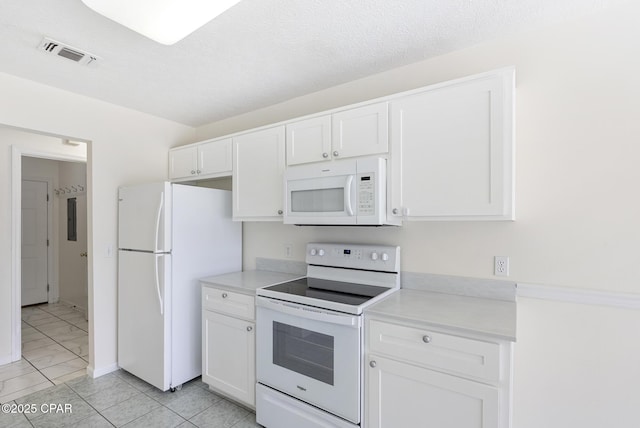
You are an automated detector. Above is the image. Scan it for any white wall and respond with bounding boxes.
[58,161,88,313]
[0,74,194,375]
[195,2,640,427]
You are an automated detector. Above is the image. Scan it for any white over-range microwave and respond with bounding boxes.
[284,156,393,226]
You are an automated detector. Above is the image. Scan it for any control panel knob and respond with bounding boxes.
[381,253,389,262]
[371,252,379,261]
[318,249,325,256]
[310,248,317,256]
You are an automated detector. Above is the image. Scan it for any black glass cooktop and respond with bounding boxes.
[262,277,389,306]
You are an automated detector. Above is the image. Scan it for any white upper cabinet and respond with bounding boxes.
[332,102,388,159]
[389,69,515,221]
[168,145,198,180]
[286,115,332,165]
[286,102,389,166]
[169,138,232,181]
[232,126,285,221]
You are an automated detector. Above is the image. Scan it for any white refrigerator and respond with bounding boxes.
[117,182,241,391]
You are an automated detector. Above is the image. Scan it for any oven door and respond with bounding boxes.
[256,297,362,424]
[284,159,357,225]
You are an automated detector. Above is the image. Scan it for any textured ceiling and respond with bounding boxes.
[0,0,628,127]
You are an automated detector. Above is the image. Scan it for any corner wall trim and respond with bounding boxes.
[87,363,119,379]
[517,283,640,310]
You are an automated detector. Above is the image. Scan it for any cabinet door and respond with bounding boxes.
[169,146,198,180]
[232,126,285,220]
[198,138,232,177]
[202,310,255,407]
[286,115,331,166]
[389,70,514,220]
[366,354,500,428]
[332,102,388,159]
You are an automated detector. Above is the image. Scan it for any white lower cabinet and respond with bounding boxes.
[365,317,512,428]
[366,355,499,428]
[202,286,256,408]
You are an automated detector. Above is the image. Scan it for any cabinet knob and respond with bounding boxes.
[332,150,339,157]
[196,169,201,174]
[247,326,253,332]
[222,292,228,299]
[191,170,196,175]
[369,360,377,368]
[392,208,399,215]
[277,209,283,215]
[322,152,329,158]
[422,335,432,344]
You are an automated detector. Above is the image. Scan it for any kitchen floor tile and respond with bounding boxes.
[0,304,263,426]
[122,406,186,428]
[0,370,51,399]
[0,359,36,382]
[40,357,88,380]
[165,386,225,419]
[188,398,249,428]
[100,392,162,427]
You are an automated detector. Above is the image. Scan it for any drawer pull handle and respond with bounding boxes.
[222,293,228,298]
[247,326,253,332]
[422,335,432,344]
[369,360,377,368]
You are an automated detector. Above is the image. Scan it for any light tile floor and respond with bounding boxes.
[1,303,261,427]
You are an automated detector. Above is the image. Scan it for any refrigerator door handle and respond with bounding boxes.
[154,254,164,315]
[154,192,164,253]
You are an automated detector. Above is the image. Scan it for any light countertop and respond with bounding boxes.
[200,270,304,296]
[365,289,517,341]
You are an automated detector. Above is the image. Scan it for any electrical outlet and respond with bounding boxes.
[284,244,293,259]
[494,256,510,276]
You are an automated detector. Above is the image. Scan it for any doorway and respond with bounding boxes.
[8,134,88,366]
[21,157,88,313]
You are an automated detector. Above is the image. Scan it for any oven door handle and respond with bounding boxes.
[257,297,361,328]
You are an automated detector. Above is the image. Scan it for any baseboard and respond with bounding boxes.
[0,354,14,366]
[517,283,640,310]
[87,362,119,378]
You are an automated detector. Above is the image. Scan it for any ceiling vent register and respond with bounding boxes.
[38,37,100,66]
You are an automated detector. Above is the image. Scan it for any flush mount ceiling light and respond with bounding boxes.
[81,0,242,45]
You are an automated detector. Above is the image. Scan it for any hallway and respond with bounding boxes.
[0,303,88,403]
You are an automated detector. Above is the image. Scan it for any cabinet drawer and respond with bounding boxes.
[202,287,255,320]
[368,319,500,383]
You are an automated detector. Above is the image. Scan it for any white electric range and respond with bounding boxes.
[255,242,400,428]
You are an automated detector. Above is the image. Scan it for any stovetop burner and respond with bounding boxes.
[256,243,401,314]
[262,277,390,306]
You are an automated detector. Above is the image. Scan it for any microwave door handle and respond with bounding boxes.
[345,175,354,216]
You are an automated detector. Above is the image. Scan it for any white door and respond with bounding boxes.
[332,102,389,159]
[118,250,171,391]
[232,126,285,220]
[199,139,233,176]
[286,115,332,166]
[21,179,49,306]
[169,146,198,180]
[118,182,171,252]
[366,354,500,428]
[203,311,255,406]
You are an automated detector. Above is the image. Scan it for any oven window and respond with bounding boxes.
[273,321,334,385]
[291,188,344,213]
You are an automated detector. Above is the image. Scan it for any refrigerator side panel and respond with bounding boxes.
[118,182,172,252]
[170,185,242,386]
[118,250,172,391]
